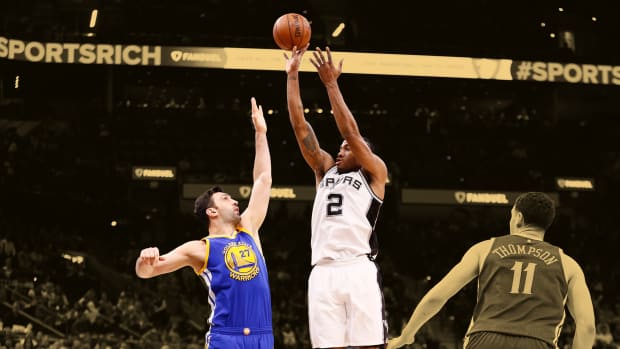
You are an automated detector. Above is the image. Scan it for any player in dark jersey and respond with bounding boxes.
[388,192,595,349]
[135,97,274,349]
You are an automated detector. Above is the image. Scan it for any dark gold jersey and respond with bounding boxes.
[467,235,568,348]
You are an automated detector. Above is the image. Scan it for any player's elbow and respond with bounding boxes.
[135,268,150,279]
[255,173,272,186]
[424,294,446,308]
[575,321,596,338]
[291,122,308,134]
[135,262,155,279]
[424,286,453,308]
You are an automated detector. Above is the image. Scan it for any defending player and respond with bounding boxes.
[135,97,274,349]
[388,192,596,349]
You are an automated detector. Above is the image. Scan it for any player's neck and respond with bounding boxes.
[208,222,237,237]
[512,227,545,241]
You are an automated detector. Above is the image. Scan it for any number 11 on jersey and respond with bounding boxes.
[510,261,537,295]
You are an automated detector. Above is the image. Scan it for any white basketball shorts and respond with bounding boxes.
[308,256,387,348]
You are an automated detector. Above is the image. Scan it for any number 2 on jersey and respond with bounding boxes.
[327,193,343,216]
[510,261,537,294]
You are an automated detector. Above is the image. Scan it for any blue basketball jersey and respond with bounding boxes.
[196,227,273,342]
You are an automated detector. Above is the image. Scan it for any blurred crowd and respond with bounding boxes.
[1,74,620,348]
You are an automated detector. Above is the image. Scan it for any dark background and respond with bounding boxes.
[1,1,619,348]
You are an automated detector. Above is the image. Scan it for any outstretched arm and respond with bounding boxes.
[135,241,205,278]
[387,242,485,349]
[241,97,272,236]
[564,255,596,349]
[310,47,387,197]
[285,45,334,184]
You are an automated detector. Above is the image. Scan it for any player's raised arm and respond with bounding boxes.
[310,47,387,196]
[285,44,334,183]
[241,97,272,236]
[135,241,205,279]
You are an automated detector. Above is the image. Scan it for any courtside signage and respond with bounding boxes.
[183,183,315,201]
[132,166,176,181]
[555,177,595,191]
[402,189,559,206]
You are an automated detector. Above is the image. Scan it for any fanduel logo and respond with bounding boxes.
[454,191,509,205]
[239,186,252,199]
[169,50,222,63]
[170,50,182,62]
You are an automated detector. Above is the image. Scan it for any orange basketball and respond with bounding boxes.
[272,13,311,51]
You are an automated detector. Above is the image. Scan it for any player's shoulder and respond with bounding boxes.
[559,251,585,278]
[236,226,254,237]
[470,238,496,253]
[181,239,208,253]
[461,238,495,262]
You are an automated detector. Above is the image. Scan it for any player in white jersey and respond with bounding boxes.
[285,44,389,349]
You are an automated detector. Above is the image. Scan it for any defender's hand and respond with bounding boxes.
[387,336,414,349]
[251,97,266,134]
[139,247,164,266]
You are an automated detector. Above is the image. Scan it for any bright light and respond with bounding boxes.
[550,33,556,38]
[110,220,118,227]
[331,22,346,38]
[316,108,324,114]
[89,9,98,28]
[62,253,84,264]
[85,32,95,37]
[558,7,564,12]
[540,22,546,27]
[14,75,19,89]
[592,16,597,22]
[303,108,310,114]
[267,109,274,115]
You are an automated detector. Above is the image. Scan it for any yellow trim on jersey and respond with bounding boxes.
[195,238,210,275]
[236,226,265,256]
[236,226,250,235]
[207,230,239,239]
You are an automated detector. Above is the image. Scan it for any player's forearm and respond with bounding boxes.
[253,131,271,182]
[571,323,596,349]
[324,83,361,140]
[287,72,307,130]
[399,293,447,344]
[287,71,324,170]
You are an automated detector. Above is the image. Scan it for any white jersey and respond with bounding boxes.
[311,166,383,265]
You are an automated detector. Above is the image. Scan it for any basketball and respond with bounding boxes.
[272,13,311,51]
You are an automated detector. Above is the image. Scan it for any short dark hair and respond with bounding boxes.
[194,186,223,225]
[514,192,556,231]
